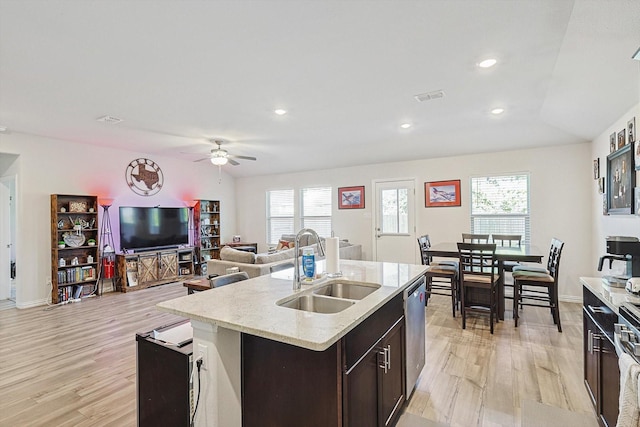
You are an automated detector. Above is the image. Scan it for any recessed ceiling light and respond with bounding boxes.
[400,123,412,129]
[274,109,287,115]
[0,126,7,133]
[490,108,505,115]
[478,58,497,68]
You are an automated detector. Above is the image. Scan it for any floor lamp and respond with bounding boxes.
[98,198,116,295]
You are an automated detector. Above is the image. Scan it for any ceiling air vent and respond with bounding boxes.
[414,90,445,103]
[96,115,123,124]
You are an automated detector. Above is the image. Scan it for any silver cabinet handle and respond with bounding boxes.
[387,344,391,369]
[588,305,607,314]
[378,346,391,373]
[588,330,593,354]
[378,348,388,373]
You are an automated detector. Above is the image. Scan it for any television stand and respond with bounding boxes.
[115,247,195,293]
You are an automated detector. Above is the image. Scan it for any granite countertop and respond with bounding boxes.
[157,259,427,351]
[580,276,640,314]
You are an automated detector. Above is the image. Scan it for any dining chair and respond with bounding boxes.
[512,238,564,332]
[461,233,490,244]
[418,235,459,316]
[457,242,499,334]
[210,271,250,287]
[491,234,522,302]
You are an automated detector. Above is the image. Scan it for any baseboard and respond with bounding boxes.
[16,298,49,309]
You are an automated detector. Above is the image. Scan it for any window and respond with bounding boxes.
[470,174,530,243]
[301,187,332,238]
[380,188,409,234]
[266,189,294,245]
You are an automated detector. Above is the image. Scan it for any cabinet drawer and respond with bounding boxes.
[583,287,617,341]
[344,294,403,370]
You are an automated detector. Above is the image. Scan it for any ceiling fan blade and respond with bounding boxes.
[228,159,240,166]
[194,156,212,162]
[228,154,257,161]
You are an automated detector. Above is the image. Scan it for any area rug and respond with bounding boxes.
[521,399,599,427]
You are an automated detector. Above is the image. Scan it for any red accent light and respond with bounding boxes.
[102,259,114,279]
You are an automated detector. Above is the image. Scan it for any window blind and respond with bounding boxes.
[267,189,294,245]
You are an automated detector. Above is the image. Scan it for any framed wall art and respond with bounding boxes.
[636,139,640,171]
[610,132,616,153]
[618,129,626,149]
[606,144,635,214]
[338,186,365,209]
[629,117,636,144]
[599,177,605,194]
[424,179,461,207]
[593,158,599,179]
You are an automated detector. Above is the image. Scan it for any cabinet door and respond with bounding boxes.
[344,345,378,427]
[600,336,620,427]
[379,320,405,427]
[583,311,598,407]
[138,254,159,284]
[159,251,178,279]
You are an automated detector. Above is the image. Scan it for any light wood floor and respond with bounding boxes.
[0,283,595,426]
[402,293,596,427]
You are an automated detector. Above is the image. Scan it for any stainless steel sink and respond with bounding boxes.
[313,281,381,300]
[278,294,355,314]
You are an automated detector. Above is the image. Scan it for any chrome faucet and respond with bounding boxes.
[293,228,326,291]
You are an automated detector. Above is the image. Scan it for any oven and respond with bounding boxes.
[615,302,640,363]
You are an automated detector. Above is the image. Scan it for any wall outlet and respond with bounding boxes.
[198,343,208,371]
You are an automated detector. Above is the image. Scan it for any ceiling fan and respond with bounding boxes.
[194,139,257,166]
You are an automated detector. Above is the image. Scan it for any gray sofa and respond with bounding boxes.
[206,238,362,278]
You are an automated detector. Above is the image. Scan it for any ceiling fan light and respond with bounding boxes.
[211,156,228,166]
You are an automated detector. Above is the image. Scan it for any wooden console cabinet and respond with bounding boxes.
[115,248,194,292]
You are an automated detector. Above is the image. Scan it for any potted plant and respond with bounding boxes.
[87,239,96,246]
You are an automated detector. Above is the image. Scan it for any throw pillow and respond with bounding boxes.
[275,239,293,251]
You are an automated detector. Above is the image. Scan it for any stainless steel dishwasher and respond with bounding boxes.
[404,276,426,399]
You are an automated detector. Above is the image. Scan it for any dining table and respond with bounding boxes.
[426,242,544,320]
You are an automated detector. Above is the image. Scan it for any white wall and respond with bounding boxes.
[0,133,237,308]
[591,102,640,278]
[235,142,592,302]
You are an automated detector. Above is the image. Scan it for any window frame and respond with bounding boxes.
[470,173,531,244]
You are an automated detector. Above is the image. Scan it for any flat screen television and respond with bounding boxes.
[119,207,189,252]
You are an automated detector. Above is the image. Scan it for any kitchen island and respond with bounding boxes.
[157,259,427,427]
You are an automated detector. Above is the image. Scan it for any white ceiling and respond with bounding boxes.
[1,0,639,178]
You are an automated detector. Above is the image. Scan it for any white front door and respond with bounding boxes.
[373,179,416,263]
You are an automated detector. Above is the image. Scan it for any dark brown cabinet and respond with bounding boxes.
[583,286,619,427]
[344,318,405,427]
[242,293,406,427]
[194,199,220,275]
[50,194,100,303]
